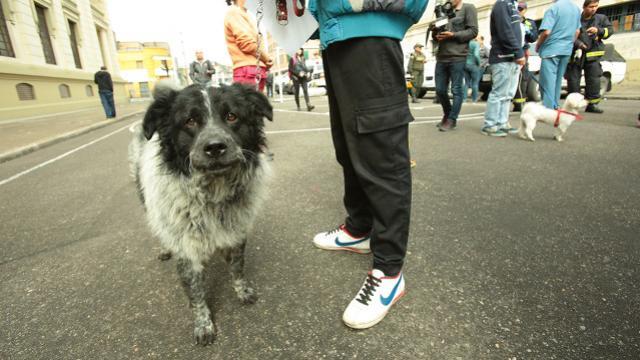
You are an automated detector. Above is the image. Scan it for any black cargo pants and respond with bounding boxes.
[322,37,413,276]
[566,58,603,104]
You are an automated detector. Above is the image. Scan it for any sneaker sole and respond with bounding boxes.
[342,290,406,330]
[313,241,371,254]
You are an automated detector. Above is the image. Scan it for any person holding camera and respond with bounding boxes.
[432,0,478,132]
[566,0,613,114]
[289,48,315,111]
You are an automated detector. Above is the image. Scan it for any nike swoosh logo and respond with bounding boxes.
[334,236,369,247]
[380,274,403,306]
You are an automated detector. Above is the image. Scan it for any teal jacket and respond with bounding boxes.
[309,0,429,49]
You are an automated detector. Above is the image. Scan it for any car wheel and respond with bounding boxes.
[600,74,611,97]
[417,88,427,98]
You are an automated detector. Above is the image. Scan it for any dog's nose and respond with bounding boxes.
[204,141,227,158]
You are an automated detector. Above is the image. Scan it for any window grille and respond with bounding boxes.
[59,84,71,98]
[16,83,35,100]
[35,4,56,64]
[85,85,94,97]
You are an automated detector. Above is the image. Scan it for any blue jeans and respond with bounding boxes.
[483,62,520,129]
[99,90,116,118]
[435,60,465,121]
[463,63,481,102]
[539,55,570,109]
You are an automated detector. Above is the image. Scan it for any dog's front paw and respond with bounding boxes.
[554,136,564,142]
[233,280,258,304]
[193,320,217,346]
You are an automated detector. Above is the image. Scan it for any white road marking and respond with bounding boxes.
[266,115,484,135]
[1,113,486,185]
[0,122,133,187]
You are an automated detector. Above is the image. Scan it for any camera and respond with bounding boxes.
[432,0,456,34]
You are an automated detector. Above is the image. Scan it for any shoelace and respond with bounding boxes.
[356,273,381,305]
[325,225,343,236]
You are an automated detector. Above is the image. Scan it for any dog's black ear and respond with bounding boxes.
[232,83,273,122]
[142,86,178,140]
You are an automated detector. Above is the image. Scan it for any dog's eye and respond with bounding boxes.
[226,113,238,124]
[185,118,197,128]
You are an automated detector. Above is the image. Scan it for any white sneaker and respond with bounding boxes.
[312,224,371,254]
[342,269,406,329]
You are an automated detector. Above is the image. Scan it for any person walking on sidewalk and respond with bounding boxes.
[432,0,478,132]
[407,43,426,103]
[265,70,274,98]
[94,66,115,119]
[462,37,481,103]
[512,1,539,112]
[289,48,315,111]
[309,0,427,329]
[189,51,216,86]
[481,0,525,137]
[536,0,581,110]
[566,0,613,114]
[224,0,273,91]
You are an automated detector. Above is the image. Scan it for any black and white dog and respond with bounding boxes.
[129,83,272,345]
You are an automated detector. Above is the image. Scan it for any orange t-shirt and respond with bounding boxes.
[224,5,269,69]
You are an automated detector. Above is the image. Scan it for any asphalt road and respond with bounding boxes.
[1,96,639,359]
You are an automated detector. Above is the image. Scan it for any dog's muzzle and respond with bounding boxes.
[191,135,242,175]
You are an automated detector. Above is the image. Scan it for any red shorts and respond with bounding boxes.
[233,66,267,91]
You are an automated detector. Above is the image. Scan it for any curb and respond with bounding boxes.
[0,110,145,164]
[605,94,640,100]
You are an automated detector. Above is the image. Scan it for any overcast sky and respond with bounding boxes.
[107,0,234,67]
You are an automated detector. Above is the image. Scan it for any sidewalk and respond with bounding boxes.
[606,80,640,100]
[0,101,149,163]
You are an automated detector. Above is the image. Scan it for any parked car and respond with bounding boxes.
[479,44,626,101]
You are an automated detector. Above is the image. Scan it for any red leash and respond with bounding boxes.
[554,109,584,128]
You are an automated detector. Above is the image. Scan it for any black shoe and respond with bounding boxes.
[435,115,447,129]
[439,119,454,132]
[307,105,315,111]
[585,104,604,114]
[411,99,420,103]
[512,103,522,112]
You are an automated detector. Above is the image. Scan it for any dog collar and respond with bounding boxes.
[555,109,584,128]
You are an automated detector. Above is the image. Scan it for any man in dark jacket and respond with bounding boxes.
[512,1,539,112]
[94,66,115,118]
[189,51,216,86]
[432,0,478,132]
[566,0,613,113]
[481,0,525,137]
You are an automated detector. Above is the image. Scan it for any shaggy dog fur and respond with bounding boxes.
[518,92,588,142]
[129,83,272,345]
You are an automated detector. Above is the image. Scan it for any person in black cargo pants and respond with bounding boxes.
[312,37,413,329]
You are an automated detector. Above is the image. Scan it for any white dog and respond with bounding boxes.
[518,92,588,142]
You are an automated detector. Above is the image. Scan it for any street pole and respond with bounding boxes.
[276,47,283,103]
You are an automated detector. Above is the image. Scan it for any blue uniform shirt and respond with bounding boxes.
[538,0,581,57]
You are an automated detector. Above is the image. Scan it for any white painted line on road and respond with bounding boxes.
[0,123,132,187]
[274,109,330,116]
[266,116,484,135]
[1,108,95,124]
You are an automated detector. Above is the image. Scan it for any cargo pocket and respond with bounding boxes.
[355,93,413,134]
[354,93,413,172]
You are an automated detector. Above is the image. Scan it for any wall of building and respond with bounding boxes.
[0,0,126,120]
[117,41,174,98]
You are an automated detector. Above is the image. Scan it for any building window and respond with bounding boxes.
[85,85,94,97]
[35,4,56,64]
[136,60,143,69]
[59,84,71,98]
[0,1,14,57]
[16,83,35,100]
[599,1,640,33]
[68,20,82,69]
[139,82,150,97]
